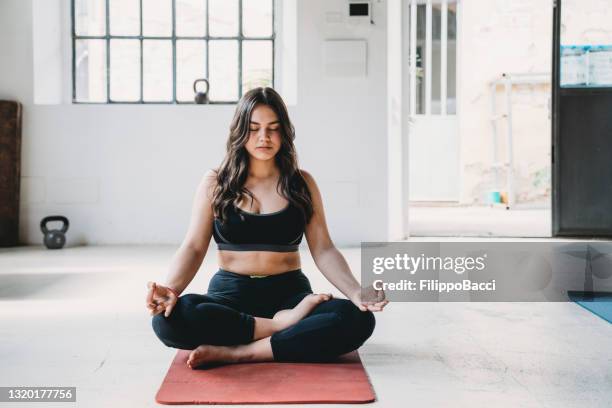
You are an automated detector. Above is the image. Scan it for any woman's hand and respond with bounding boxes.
[349,286,389,312]
[146,281,179,317]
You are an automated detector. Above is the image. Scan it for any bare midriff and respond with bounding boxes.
[217,250,301,276]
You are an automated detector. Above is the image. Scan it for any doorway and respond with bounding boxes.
[402,0,553,238]
[407,0,459,202]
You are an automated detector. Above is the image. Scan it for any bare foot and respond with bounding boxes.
[187,344,247,368]
[273,293,332,331]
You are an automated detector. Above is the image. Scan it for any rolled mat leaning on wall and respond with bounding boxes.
[0,100,22,247]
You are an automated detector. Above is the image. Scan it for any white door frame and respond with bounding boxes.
[407,0,461,202]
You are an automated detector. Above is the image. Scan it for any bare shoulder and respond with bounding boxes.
[298,169,322,199]
[199,168,219,200]
[299,169,317,187]
[299,169,327,227]
[203,168,218,184]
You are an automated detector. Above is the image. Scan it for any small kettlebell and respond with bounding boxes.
[40,216,69,249]
[193,78,210,104]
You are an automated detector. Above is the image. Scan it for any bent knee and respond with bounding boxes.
[178,293,200,304]
[357,310,376,340]
[347,306,376,338]
[151,313,193,349]
[333,301,376,338]
[151,314,172,344]
[344,310,375,349]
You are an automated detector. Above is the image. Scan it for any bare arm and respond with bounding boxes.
[164,169,217,295]
[302,171,362,300]
[302,170,388,312]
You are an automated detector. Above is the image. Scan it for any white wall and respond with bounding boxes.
[0,0,388,246]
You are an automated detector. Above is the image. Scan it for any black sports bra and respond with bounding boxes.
[213,202,305,252]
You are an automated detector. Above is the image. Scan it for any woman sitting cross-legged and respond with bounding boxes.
[146,87,388,368]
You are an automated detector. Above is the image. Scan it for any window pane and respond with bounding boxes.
[75,0,106,36]
[143,0,172,37]
[416,4,425,114]
[242,0,272,37]
[209,0,238,37]
[561,0,612,46]
[177,40,206,102]
[447,4,457,114]
[75,39,107,102]
[242,41,272,94]
[431,5,441,115]
[110,40,140,101]
[176,0,207,37]
[560,1,612,87]
[109,0,140,36]
[143,40,173,101]
[209,40,238,101]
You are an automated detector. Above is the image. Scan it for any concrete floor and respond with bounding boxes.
[1,244,611,408]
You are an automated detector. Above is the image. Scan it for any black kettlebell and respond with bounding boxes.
[193,78,210,104]
[40,216,69,249]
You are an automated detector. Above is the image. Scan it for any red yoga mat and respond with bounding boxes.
[155,350,376,405]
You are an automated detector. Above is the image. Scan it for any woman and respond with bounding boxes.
[146,87,388,368]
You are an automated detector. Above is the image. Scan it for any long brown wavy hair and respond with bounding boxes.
[212,87,313,224]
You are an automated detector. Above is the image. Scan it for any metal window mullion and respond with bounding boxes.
[441,0,447,115]
[105,0,110,102]
[172,0,177,103]
[425,0,432,115]
[73,35,106,39]
[139,0,143,102]
[238,0,243,98]
[74,35,273,40]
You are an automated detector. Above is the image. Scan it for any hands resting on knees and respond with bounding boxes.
[146,281,388,317]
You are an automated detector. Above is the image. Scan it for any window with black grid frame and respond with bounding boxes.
[72,0,274,104]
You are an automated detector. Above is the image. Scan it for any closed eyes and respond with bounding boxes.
[250,127,279,132]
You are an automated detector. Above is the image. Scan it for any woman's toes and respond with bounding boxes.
[188,349,199,363]
[187,351,197,367]
[187,346,208,368]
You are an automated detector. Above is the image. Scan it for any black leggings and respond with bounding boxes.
[152,269,376,362]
